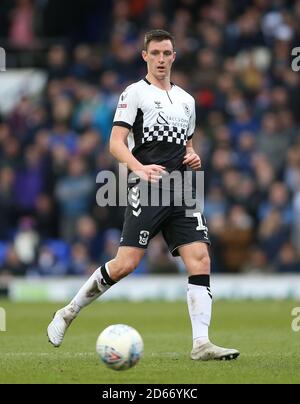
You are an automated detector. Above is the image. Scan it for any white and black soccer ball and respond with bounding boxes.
[96,324,144,370]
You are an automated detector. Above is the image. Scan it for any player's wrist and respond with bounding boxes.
[186,146,195,154]
[130,162,144,173]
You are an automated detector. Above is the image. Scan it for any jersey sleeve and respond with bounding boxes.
[113,85,138,129]
[187,99,196,140]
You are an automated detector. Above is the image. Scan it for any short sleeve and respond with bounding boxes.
[113,85,138,129]
[187,99,196,140]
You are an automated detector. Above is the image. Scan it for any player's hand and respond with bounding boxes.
[183,152,201,170]
[135,164,167,183]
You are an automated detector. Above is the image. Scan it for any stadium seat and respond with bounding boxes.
[43,239,71,265]
[0,242,8,266]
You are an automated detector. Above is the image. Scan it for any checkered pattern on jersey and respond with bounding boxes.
[142,126,187,145]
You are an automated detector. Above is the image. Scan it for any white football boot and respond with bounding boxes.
[47,307,77,347]
[191,341,240,361]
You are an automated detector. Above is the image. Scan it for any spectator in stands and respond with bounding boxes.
[55,156,94,241]
[13,145,45,215]
[242,245,270,273]
[257,112,291,174]
[13,216,39,267]
[258,182,293,226]
[258,209,290,262]
[217,205,254,272]
[0,245,25,276]
[35,194,58,240]
[8,0,38,49]
[275,243,300,272]
[68,242,91,276]
[29,245,67,277]
[0,166,16,240]
[74,215,103,262]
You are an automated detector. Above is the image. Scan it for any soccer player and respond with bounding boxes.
[47,29,239,361]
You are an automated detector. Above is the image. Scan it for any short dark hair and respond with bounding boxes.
[144,29,175,51]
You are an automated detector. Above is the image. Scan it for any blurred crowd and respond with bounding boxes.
[0,0,300,278]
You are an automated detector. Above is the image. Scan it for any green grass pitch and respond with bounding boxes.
[0,299,299,384]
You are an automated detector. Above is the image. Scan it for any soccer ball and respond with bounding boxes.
[96,324,144,370]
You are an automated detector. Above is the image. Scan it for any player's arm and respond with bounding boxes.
[183,139,201,170]
[109,126,166,182]
[183,98,201,170]
[109,125,143,172]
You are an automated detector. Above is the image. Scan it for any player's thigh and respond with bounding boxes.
[120,203,169,250]
[162,208,210,258]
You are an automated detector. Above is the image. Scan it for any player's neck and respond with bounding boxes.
[145,73,172,91]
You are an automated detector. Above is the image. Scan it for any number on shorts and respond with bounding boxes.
[193,212,208,231]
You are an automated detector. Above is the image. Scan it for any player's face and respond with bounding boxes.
[142,40,176,80]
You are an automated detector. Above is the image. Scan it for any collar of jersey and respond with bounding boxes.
[143,77,175,89]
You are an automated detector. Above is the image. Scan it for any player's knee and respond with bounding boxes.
[200,254,211,273]
[189,253,211,274]
[112,257,139,280]
[121,261,138,277]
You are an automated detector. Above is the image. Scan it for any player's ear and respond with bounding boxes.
[173,51,176,62]
[142,50,147,62]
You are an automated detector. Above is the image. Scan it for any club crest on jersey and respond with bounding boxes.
[139,230,149,246]
[154,100,163,109]
[182,103,190,117]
